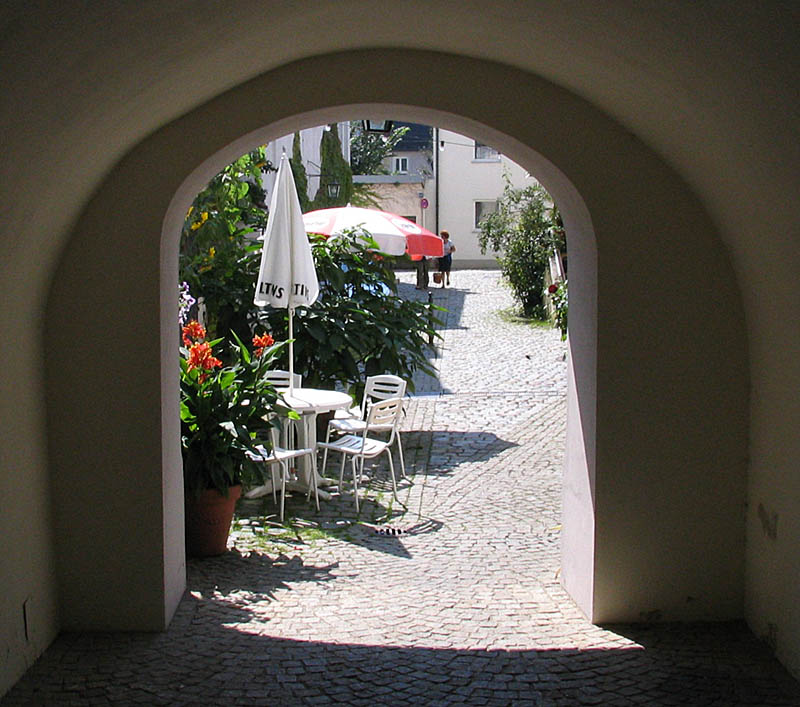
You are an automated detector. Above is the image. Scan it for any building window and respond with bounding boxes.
[474,200,498,228]
[393,156,409,173]
[474,141,499,160]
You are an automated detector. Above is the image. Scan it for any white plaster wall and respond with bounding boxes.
[0,326,59,692]
[1,2,798,694]
[369,182,427,224]
[45,48,746,657]
[438,129,533,266]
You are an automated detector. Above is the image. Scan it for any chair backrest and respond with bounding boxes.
[363,397,403,444]
[360,374,407,416]
[265,369,302,389]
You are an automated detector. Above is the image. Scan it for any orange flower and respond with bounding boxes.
[187,342,222,374]
[182,320,206,347]
[252,333,275,358]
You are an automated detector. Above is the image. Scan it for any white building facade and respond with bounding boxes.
[436,128,533,268]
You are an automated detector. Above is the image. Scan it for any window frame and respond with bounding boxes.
[474,199,498,229]
[393,156,409,174]
[473,141,500,161]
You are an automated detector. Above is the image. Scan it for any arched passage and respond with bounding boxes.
[45,50,747,632]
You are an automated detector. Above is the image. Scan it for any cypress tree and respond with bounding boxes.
[289,132,310,212]
[312,124,354,209]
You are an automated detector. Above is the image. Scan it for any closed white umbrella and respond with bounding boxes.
[254,152,319,394]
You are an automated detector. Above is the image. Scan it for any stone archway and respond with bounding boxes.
[45,49,747,632]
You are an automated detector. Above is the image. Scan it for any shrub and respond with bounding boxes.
[478,175,565,319]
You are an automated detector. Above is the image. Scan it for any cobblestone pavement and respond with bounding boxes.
[5,271,800,705]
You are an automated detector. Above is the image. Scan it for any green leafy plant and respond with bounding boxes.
[478,174,565,319]
[180,145,439,406]
[180,147,273,344]
[257,229,441,401]
[179,320,296,497]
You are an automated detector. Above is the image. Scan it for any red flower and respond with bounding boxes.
[253,333,275,358]
[182,320,206,346]
[187,341,222,374]
[548,283,559,294]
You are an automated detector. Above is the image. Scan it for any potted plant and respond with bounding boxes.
[180,320,293,556]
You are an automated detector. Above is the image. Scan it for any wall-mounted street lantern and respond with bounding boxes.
[306,160,341,199]
[307,163,341,200]
[307,177,340,199]
[361,119,394,134]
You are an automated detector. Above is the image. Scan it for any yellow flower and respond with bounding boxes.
[208,247,216,259]
[190,211,209,231]
[186,205,194,220]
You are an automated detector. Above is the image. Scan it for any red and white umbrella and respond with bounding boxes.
[303,205,443,258]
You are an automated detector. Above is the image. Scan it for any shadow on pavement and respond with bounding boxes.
[7,612,799,706]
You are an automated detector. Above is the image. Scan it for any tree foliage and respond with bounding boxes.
[180,147,273,344]
[311,124,354,209]
[289,132,310,212]
[478,175,565,319]
[349,122,410,175]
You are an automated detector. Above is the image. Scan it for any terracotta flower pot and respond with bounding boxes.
[185,485,241,557]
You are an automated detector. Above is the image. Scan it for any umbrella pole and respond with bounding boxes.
[288,306,295,396]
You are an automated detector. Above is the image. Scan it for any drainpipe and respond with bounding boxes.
[434,126,440,234]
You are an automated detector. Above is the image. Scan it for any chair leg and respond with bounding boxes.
[386,449,398,500]
[270,463,278,505]
[321,424,332,478]
[351,456,360,512]
[305,451,320,511]
[395,432,406,479]
[305,453,312,503]
[338,453,347,493]
[278,461,287,522]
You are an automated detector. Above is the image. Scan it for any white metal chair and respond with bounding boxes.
[264,369,303,448]
[325,374,408,478]
[317,397,403,512]
[244,425,317,522]
[264,369,302,389]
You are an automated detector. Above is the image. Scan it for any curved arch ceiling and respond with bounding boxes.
[3,1,799,686]
[2,1,796,304]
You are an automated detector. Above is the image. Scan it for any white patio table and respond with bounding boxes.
[246,387,353,502]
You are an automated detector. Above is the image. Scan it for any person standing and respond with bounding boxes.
[438,230,456,287]
[415,255,429,290]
